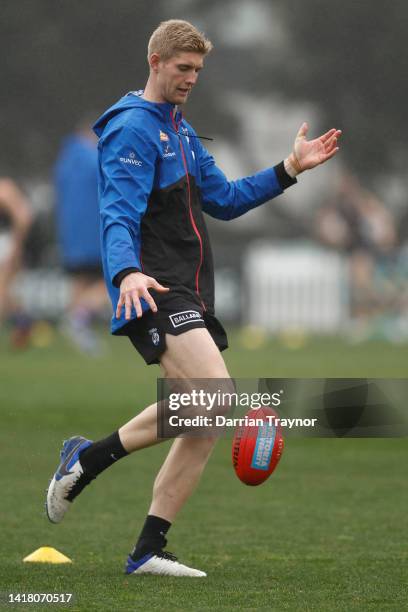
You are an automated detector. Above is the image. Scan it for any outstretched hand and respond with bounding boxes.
[286,123,342,175]
[116,272,169,320]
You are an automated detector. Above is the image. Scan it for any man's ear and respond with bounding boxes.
[149,53,161,73]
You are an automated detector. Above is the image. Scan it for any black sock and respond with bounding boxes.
[131,515,172,560]
[79,431,128,477]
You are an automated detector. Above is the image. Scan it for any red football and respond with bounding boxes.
[232,407,284,486]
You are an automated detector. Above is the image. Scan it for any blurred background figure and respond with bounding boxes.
[316,169,399,338]
[0,178,33,348]
[54,115,109,355]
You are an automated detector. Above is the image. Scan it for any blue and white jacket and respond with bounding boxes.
[93,91,296,333]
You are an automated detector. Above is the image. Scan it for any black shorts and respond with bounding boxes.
[64,264,103,281]
[119,295,228,365]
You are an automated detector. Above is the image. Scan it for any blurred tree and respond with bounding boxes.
[275,0,408,179]
[185,0,408,181]
[0,0,163,177]
[1,0,407,183]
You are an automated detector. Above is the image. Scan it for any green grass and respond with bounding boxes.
[1,331,408,611]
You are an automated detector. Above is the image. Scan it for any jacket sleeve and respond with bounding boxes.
[197,139,294,221]
[98,125,157,284]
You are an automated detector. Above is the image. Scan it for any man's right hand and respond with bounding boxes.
[116,272,169,320]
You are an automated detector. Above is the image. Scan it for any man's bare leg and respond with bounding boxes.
[125,328,230,575]
[118,328,230,519]
[148,328,230,521]
[119,327,229,449]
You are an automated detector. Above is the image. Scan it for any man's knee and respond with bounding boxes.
[173,435,217,465]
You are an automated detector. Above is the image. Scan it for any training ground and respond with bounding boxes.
[1,331,407,611]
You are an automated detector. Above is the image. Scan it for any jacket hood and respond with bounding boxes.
[93,90,177,137]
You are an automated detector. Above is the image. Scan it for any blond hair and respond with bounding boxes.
[147,19,213,61]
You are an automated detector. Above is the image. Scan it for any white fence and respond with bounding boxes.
[11,244,350,330]
[12,269,70,318]
[244,242,350,333]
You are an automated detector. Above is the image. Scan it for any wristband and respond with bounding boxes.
[113,267,140,288]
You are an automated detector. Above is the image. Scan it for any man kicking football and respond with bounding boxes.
[46,19,341,577]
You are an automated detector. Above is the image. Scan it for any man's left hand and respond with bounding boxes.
[285,123,342,176]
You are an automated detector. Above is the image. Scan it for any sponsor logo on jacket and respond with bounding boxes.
[120,150,142,166]
[163,152,176,158]
[159,132,176,158]
[161,141,176,159]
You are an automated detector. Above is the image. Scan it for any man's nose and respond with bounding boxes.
[185,71,198,85]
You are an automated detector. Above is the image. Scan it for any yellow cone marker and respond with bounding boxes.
[23,547,72,564]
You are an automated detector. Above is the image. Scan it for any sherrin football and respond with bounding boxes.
[232,407,284,486]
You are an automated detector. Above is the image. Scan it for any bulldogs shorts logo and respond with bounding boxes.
[169,310,203,328]
[148,328,160,346]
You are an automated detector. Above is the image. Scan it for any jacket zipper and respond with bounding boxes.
[171,112,206,311]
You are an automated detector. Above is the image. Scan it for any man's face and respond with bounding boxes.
[154,51,204,105]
